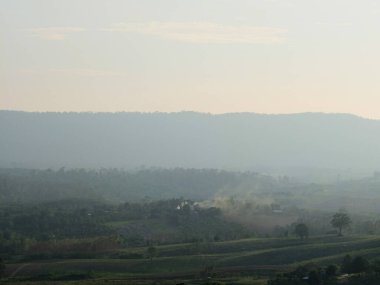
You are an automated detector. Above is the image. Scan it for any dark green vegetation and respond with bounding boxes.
[2,168,380,284]
[0,198,249,257]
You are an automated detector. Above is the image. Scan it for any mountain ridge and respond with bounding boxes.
[0,109,374,120]
[1,110,380,173]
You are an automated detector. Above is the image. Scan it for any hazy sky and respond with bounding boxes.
[1,0,380,118]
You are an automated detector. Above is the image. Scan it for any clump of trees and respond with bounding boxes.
[341,254,370,274]
[267,263,337,285]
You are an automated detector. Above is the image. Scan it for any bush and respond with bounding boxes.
[341,255,369,274]
[351,256,370,273]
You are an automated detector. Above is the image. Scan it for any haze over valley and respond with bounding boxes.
[2,0,380,284]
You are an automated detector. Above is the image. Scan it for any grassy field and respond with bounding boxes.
[3,235,380,284]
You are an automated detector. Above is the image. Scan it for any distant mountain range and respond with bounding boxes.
[1,111,380,176]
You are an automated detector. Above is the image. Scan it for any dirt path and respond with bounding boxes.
[9,263,30,278]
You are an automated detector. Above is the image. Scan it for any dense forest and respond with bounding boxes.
[2,168,380,213]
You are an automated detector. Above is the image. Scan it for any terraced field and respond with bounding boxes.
[4,235,380,284]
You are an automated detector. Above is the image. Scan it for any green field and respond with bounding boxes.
[3,235,380,284]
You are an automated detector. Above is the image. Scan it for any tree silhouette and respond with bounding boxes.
[351,256,369,273]
[341,254,353,273]
[294,223,309,240]
[146,245,157,262]
[331,211,351,236]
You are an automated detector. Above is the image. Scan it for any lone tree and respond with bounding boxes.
[146,245,157,262]
[331,211,351,236]
[294,223,309,240]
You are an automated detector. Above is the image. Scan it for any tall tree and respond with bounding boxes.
[331,212,351,236]
[294,223,309,240]
[146,246,157,262]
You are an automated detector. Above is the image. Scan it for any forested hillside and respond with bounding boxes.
[2,111,380,175]
[2,168,380,214]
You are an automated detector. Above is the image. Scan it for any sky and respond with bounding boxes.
[1,0,380,118]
